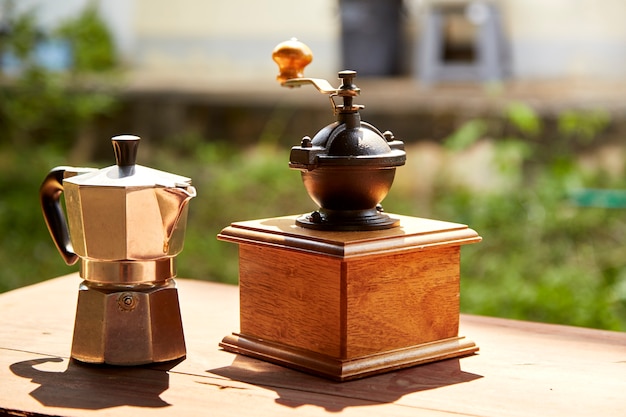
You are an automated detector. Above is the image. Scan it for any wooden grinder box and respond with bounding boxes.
[218,214,481,381]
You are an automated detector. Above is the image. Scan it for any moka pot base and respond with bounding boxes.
[71,250,186,365]
[71,277,186,366]
[217,214,482,381]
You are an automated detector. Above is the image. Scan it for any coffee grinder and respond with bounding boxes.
[218,39,481,381]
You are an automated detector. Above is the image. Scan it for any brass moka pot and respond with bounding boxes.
[40,135,196,365]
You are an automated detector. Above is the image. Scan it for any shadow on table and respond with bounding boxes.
[10,356,179,410]
[209,355,482,412]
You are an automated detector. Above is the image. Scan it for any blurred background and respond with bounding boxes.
[2,0,626,331]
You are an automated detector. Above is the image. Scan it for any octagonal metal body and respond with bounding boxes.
[64,183,190,262]
[71,279,186,365]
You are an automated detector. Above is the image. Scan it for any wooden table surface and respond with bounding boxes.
[1,273,625,416]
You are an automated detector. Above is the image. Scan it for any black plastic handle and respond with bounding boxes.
[39,166,95,266]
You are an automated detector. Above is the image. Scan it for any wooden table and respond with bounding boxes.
[1,274,624,416]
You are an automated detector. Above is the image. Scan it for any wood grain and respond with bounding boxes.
[219,214,480,379]
[345,246,461,357]
[1,275,626,416]
[217,214,481,259]
[238,244,343,357]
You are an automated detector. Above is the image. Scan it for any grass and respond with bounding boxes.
[387,133,626,331]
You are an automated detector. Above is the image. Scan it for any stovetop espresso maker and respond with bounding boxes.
[40,134,196,365]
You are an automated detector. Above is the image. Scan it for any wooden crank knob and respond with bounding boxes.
[272,38,313,84]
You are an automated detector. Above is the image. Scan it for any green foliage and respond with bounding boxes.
[1,8,39,60]
[55,2,117,73]
[429,104,625,331]
[491,139,533,184]
[0,143,77,292]
[444,119,488,151]
[436,179,626,331]
[558,109,611,143]
[0,3,120,290]
[0,66,117,149]
[0,3,119,149]
[505,101,542,137]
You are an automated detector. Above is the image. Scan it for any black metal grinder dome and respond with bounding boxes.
[272,39,406,231]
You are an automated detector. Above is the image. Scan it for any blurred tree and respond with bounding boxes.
[0,1,119,151]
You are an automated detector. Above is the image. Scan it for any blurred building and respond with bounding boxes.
[7,0,626,84]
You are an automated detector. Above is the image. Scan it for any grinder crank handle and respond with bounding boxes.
[272,38,337,94]
[39,166,96,266]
